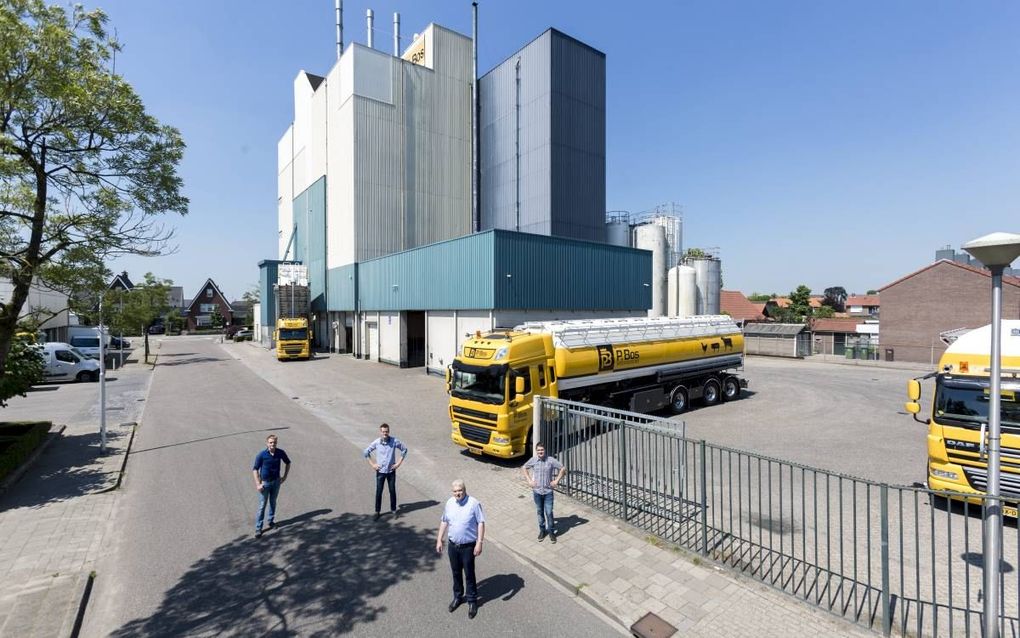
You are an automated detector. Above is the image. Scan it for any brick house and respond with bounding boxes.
[846,294,880,318]
[185,279,233,331]
[879,259,1020,364]
[719,290,765,324]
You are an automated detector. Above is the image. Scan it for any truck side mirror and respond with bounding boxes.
[904,402,920,414]
[515,377,525,395]
[907,379,921,401]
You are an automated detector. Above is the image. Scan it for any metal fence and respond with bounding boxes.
[536,396,1019,638]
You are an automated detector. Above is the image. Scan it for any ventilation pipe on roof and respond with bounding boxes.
[471,2,480,233]
[335,0,343,59]
[393,13,400,56]
[366,9,374,49]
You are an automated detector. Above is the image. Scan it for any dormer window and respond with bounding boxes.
[206,289,213,298]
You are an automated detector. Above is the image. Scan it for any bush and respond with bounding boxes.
[0,421,52,483]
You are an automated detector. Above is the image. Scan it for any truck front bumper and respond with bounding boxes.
[451,424,518,458]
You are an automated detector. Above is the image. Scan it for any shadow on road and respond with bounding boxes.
[397,499,440,515]
[477,573,524,605]
[111,510,441,637]
[131,427,292,454]
[156,356,229,367]
[0,430,123,511]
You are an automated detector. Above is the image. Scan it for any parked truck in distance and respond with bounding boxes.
[447,315,747,458]
[904,321,1020,515]
[275,317,312,360]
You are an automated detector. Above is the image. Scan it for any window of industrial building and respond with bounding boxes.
[538,365,546,387]
[514,367,532,395]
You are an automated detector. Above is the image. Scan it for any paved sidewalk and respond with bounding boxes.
[0,361,150,637]
[228,342,874,637]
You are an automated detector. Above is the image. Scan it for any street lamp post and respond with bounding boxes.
[962,231,1020,638]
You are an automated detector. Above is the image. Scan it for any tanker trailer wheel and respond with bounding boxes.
[702,378,722,406]
[721,376,741,402]
[669,386,689,415]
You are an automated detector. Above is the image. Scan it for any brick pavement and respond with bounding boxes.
[228,342,876,637]
[0,361,150,638]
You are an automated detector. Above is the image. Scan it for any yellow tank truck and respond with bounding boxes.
[447,316,747,458]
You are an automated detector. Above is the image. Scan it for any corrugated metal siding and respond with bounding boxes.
[549,31,606,242]
[292,177,327,311]
[492,230,648,310]
[259,261,281,326]
[480,32,552,236]
[327,263,356,311]
[358,232,494,310]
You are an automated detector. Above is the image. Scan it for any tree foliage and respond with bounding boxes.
[0,332,43,406]
[813,305,835,318]
[747,292,773,302]
[787,285,813,320]
[822,286,847,312]
[0,0,187,378]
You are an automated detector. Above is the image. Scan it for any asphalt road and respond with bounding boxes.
[82,337,621,637]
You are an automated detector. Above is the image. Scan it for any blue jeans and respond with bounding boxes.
[533,491,554,534]
[375,470,397,513]
[256,479,281,531]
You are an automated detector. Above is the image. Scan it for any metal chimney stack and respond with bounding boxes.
[366,9,374,49]
[335,0,343,59]
[393,13,400,56]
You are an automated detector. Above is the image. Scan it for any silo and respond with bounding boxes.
[606,221,631,247]
[668,265,697,317]
[691,257,722,315]
[634,224,668,317]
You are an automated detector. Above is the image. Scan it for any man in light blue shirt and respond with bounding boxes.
[364,423,408,521]
[436,479,486,619]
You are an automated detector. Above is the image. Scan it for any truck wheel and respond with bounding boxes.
[703,378,721,406]
[722,376,741,401]
[669,386,689,414]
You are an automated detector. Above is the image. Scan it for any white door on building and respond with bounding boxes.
[366,322,377,360]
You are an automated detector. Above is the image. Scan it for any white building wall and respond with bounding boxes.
[277,126,294,259]
[326,57,356,268]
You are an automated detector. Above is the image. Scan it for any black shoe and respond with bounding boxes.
[537,531,546,542]
[374,512,381,521]
[391,509,399,519]
[468,602,478,619]
[267,522,275,530]
[448,598,462,613]
[550,533,557,544]
[254,530,262,538]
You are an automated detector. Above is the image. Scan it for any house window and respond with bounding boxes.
[200,303,217,313]
[206,289,213,298]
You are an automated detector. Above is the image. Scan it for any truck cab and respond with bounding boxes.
[448,330,557,458]
[275,317,312,360]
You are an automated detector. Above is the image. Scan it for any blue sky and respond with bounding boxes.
[103,0,1020,301]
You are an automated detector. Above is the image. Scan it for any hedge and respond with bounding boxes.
[0,421,52,483]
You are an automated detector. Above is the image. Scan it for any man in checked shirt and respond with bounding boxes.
[364,423,408,521]
[523,442,566,543]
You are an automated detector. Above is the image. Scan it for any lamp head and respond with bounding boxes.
[962,232,1020,269]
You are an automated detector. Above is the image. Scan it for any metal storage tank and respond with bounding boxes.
[690,257,722,315]
[667,265,697,317]
[606,220,631,247]
[634,224,667,317]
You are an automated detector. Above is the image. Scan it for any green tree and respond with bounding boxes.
[822,286,847,312]
[787,285,813,321]
[241,285,259,325]
[814,305,835,318]
[0,331,44,406]
[866,289,878,295]
[165,307,183,334]
[0,1,187,382]
[747,292,772,302]
[97,273,170,361]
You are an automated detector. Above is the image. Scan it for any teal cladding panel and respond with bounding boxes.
[358,233,495,310]
[492,230,649,310]
[258,260,281,326]
[327,263,357,311]
[292,177,327,311]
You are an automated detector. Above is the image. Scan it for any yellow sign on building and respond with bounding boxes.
[403,35,426,66]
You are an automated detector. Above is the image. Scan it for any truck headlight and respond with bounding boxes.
[930,467,958,480]
[493,435,510,445]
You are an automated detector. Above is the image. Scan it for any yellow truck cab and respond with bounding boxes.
[906,321,1020,514]
[448,316,746,459]
[275,317,312,360]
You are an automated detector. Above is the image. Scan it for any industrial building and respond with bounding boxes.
[264,15,650,372]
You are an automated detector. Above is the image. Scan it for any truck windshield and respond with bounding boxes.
[934,377,1020,434]
[279,328,307,341]
[451,361,508,405]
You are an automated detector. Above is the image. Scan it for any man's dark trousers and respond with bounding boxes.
[375,470,397,513]
[448,543,478,603]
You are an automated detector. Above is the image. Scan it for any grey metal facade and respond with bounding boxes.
[327,229,648,312]
[292,177,327,311]
[480,29,606,243]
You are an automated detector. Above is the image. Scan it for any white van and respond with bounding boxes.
[38,342,100,382]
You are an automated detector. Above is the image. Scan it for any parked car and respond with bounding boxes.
[233,329,253,342]
[225,325,242,339]
[110,336,132,350]
[148,324,165,335]
[37,342,100,382]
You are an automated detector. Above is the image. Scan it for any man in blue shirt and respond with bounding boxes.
[435,479,485,619]
[252,434,291,538]
[363,423,408,521]
[523,442,566,543]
